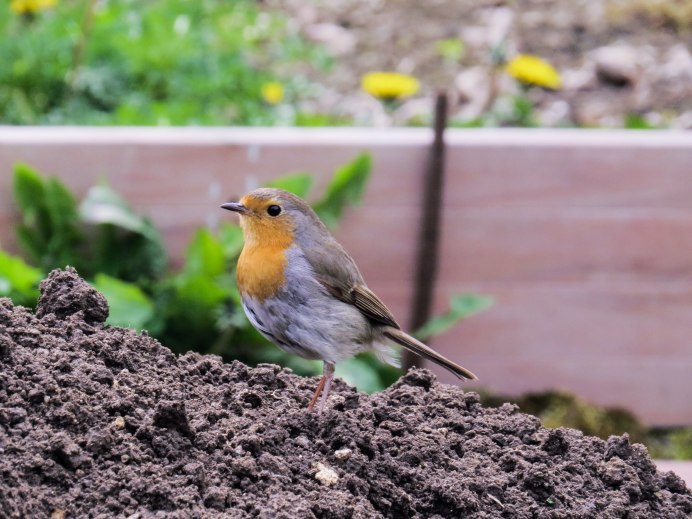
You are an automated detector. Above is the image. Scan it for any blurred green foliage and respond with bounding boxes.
[2,154,490,394]
[0,0,571,128]
[12,163,167,282]
[12,162,82,271]
[434,38,465,63]
[623,113,660,130]
[0,0,330,125]
[415,293,493,342]
[0,249,42,307]
[3,1,669,129]
[92,273,154,329]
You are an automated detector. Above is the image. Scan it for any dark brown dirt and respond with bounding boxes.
[1,269,690,518]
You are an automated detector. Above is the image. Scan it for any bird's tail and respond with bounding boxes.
[382,326,478,381]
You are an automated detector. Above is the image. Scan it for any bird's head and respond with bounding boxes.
[221,188,323,247]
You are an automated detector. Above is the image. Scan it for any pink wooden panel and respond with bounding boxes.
[446,143,692,209]
[427,131,692,425]
[438,208,692,282]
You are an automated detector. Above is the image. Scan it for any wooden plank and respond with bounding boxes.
[446,143,692,209]
[429,131,692,424]
[438,208,692,282]
[428,283,692,425]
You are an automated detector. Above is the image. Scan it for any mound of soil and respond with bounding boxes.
[1,269,690,518]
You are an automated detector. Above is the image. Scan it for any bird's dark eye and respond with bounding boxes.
[267,205,282,217]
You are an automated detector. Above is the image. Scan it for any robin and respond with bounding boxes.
[221,188,477,413]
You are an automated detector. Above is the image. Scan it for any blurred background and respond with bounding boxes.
[1,0,691,464]
[2,0,691,127]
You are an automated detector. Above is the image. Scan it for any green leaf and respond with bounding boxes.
[12,163,45,216]
[0,250,43,306]
[313,152,372,229]
[91,227,168,283]
[157,226,235,353]
[12,163,82,270]
[335,354,386,394]
[45,178,80,236]
[13,164,50,260]
[218,222,244,259]
[92,273,154,329]
[15,226,45,266]
[156,270,233,354]
[79,182,167,281]
[669,428,692,460]
[265,173,314,198]
[415,293,493,342]
[175,272,230,308]
[182,228,226,278]
[80,184,155,237]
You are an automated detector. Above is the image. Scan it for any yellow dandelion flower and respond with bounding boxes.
[505,54,562,90]
[261,82,284,105]
[361,72,420,101]
[10,0,57,14]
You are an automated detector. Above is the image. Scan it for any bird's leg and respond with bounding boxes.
[307,362,336,413]
[316,362,335,414]
[307,375,326,411]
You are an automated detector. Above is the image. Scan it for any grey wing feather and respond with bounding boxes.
[350,285,399,328]
[302,237,400,328]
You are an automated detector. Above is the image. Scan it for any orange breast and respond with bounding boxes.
[237,244,288,302]
[235,204,295,303]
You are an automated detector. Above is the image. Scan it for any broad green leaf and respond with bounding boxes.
[0,250,42,305]
[44,178,81,268]
[12,163,45,215]
[218,222,244,259]
[335,355,385,394]
[89,226,168,283]
[157,269,233,354]
[13,164,49,254]
[45,177,80,234]
[92,273,154,329]
[313,152,372,229]
[15,226,44,265]
[80,184,158,240]
[80,183,166,281]
[174,273,230,309]
[12,163,82,270]
[182,228,225,278]
[415,293,493,341]
[669,428,692,460]
[265,173,314,198]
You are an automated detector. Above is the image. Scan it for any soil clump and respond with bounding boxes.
[0,269,690,518]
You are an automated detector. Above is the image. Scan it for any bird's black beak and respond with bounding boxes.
[221,202,248,214]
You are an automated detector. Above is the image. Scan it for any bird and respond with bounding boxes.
[221,188,477,413]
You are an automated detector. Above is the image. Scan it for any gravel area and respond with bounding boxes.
[268,0,692,128]
[0,269,690,517]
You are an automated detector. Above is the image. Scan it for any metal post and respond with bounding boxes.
[405,92,449,371]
